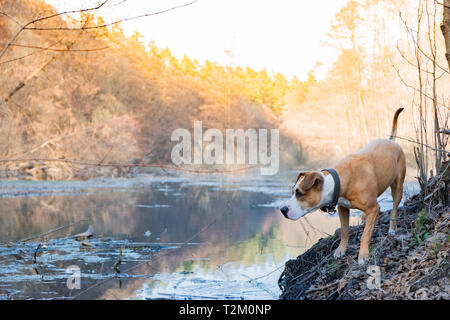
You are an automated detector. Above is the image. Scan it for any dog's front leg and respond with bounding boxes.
[334,205,349,258]
[358,204,380,265]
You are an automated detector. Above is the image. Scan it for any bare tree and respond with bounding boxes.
[0,1,199,104]
[0,1,199,61]
[397,0,449,207]
[441,0,450,68]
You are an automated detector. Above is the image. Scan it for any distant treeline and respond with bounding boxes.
[0,0,313,179]
[0,0,448,179]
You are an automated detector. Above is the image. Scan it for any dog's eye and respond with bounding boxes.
[295,189,303,198]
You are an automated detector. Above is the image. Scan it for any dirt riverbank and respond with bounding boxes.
[278,190,450,300]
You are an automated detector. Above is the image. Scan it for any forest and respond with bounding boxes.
[0,0,447,180]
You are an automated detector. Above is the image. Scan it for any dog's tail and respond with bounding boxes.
[389,107,404,140]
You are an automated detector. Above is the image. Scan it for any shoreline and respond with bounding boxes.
[278,193,449,300]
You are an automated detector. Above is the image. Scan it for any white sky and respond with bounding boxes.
[46,0,350,80]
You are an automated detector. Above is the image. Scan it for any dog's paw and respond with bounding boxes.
[333,246,347,259]
[358,253,369,265]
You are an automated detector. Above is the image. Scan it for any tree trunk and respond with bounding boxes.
[442,0,450,69]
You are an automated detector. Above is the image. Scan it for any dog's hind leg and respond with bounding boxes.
[334,206,350,258]
[389,177,404,236]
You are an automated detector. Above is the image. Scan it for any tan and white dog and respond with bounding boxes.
[280,108,406,265]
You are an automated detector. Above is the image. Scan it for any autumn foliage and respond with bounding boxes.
[0,0,449,179]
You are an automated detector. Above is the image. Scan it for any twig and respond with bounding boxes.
[23,1,200,31]
[0,40,62,65]
[289,252,334,285]
[1,10,103,102]
[424,160,450,202]
[16,219,88,243]
[70,194,231,299]
[7,43,112,52]
[0,11,22,28]
[398,9,450,75]
[391,135,448,152]
[247,264,285,283]
[391,63,450,110]
[0,158,261,174]
[305,280,339,294]
[0,1,110,61]
[435,0,450,10]
[113,247,122,274]
[34,243,41,263]
[97,146,113,165]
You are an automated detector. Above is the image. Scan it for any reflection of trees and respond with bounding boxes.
[132,184,277,246]
[0,182,278,244]
[0,190,141,242]
[0,180,361,299]
[0,181,286,298]
[98,219,285,300]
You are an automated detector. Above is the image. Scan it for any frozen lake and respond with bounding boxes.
[0,172,419,299]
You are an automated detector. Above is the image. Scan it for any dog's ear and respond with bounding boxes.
[295,172,305,183]
[301,172,324,190]
[293,172,305,189]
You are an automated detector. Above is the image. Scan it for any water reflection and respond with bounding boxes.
[0,174,419,299]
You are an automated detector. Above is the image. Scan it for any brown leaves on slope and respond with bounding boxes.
[279,202,450,300]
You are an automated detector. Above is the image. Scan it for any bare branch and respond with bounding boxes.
[441,0,450,69]
[0,11,21,27]
[0,0,199,66]
[0,40,62,65]
[25,0,109,26]
[0,158,260,174]
[435,0,450,10]
[23,0,200,31]
[399,10,450,75]
[391,62,450,110]
[1,8,107,100]
[0,0,110,61]
[16,219,89,243]
[391,135,449,153]
[8,42,112,52]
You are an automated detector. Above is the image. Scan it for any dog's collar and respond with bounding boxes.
[320,168,341,214]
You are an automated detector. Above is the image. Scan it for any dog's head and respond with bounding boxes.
[280,171,325,220]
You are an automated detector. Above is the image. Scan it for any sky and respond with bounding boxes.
[46,0,350,80]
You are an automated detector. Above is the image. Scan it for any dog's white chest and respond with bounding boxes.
[337,197,354,209]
